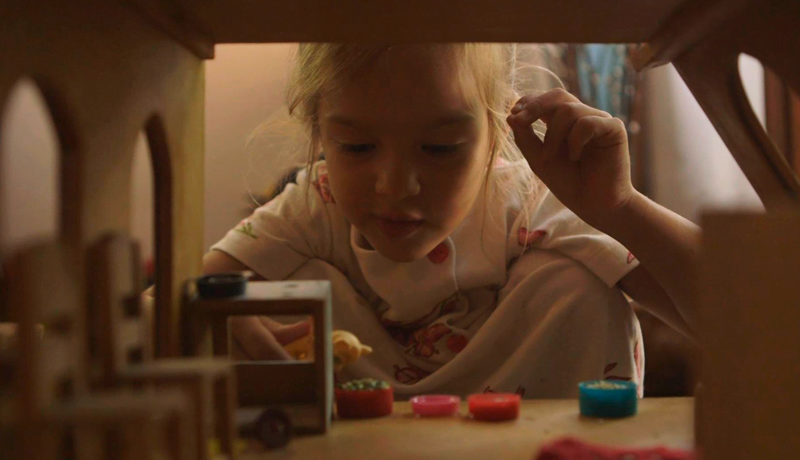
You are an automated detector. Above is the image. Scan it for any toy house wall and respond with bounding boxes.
[0,0,205,355]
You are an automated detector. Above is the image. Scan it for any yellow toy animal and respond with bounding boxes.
[283,329,372,371]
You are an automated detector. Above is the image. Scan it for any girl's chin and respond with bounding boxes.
[362,233,433,263]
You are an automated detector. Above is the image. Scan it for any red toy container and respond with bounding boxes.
[467,393,521,421]
[335,383,394,419]
[410,395,461,417]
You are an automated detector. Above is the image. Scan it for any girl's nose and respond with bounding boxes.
[374,151,421,200]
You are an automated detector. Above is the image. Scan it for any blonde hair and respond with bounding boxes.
[251,44,565,231]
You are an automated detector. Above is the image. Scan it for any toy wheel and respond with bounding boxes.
[254,408,292,449]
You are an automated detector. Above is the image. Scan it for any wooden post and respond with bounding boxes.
[701,211,800,460]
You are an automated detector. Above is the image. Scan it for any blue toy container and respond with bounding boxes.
[579,380,638,418]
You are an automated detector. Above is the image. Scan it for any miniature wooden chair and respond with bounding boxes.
[183,279,333,434]
[3,239,195,460]
[54,390,195,460]
[87,233,238,460]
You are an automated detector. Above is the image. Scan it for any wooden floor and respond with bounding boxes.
[243,397,694,459]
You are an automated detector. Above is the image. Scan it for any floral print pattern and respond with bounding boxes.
[393,364,430,385]
[427,242,449,263]
[406,323,452,358]
[235,219,257,239]
[312,164,335,203]
[518,227,547,246]
[446,334,469,353]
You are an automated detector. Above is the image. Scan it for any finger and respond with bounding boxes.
[270,320,312,346]
[567,116,624,161]
[229,316,292,361]
[258,316,284,330]
[258,316,312,342]
[542,103,585,162]
[541,103,610,162]
[513,89,611,129]
[231,336,253,360]
[512,88,578,119]
[510,90,549,114]
[567,116,598,161]
[511,88,577,114]
[258,316,312,346]
[507,114,545,172]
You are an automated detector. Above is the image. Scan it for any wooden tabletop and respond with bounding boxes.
[244,397,694,459]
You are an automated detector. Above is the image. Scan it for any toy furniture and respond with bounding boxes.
[3,240,195,460]
[88,233,238,460]
[183,279,333,434]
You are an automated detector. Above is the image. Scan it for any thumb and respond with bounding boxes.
[270,320,312,346]
[507,115,545,173]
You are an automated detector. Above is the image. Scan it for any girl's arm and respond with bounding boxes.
[507,89,700,338]
[203,248,252,273]
[611,193,700,338]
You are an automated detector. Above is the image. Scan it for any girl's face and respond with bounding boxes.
[319,46,491,262]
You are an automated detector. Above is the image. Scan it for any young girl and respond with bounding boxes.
[207,44,699,398]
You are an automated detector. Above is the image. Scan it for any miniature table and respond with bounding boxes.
[244,397,694,459]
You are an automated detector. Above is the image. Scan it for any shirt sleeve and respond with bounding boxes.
[210,162,337,281]
[508,188,639,287]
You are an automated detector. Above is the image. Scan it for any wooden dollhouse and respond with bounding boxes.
[1,0,799,459]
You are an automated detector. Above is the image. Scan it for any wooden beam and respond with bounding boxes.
[632,0,749,71]
[791,92,800,174]
[673,42,800,209]
[635,0,800,208]
[764,68,792,159]
[172,0,688,45]
[123,0,215,59]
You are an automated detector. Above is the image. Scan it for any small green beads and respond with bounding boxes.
[337,378,391,391]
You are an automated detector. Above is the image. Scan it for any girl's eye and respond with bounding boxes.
[339,144,375,155]
[423,144,461,156]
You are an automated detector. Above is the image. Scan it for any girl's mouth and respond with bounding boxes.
[374,215,424,238]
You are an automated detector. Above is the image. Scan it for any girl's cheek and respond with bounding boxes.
[435,157,482,194]
[434,157,487,217]
[429,173,472,213]
[327,168,370,209]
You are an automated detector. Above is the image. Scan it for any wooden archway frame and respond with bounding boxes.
[635,0,800,208]
[143,114,175,355]
[0,77,83,251]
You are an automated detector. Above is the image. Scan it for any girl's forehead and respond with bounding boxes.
[320,47,483,124]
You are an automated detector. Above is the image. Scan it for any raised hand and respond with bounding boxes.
[506,88,634,230]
